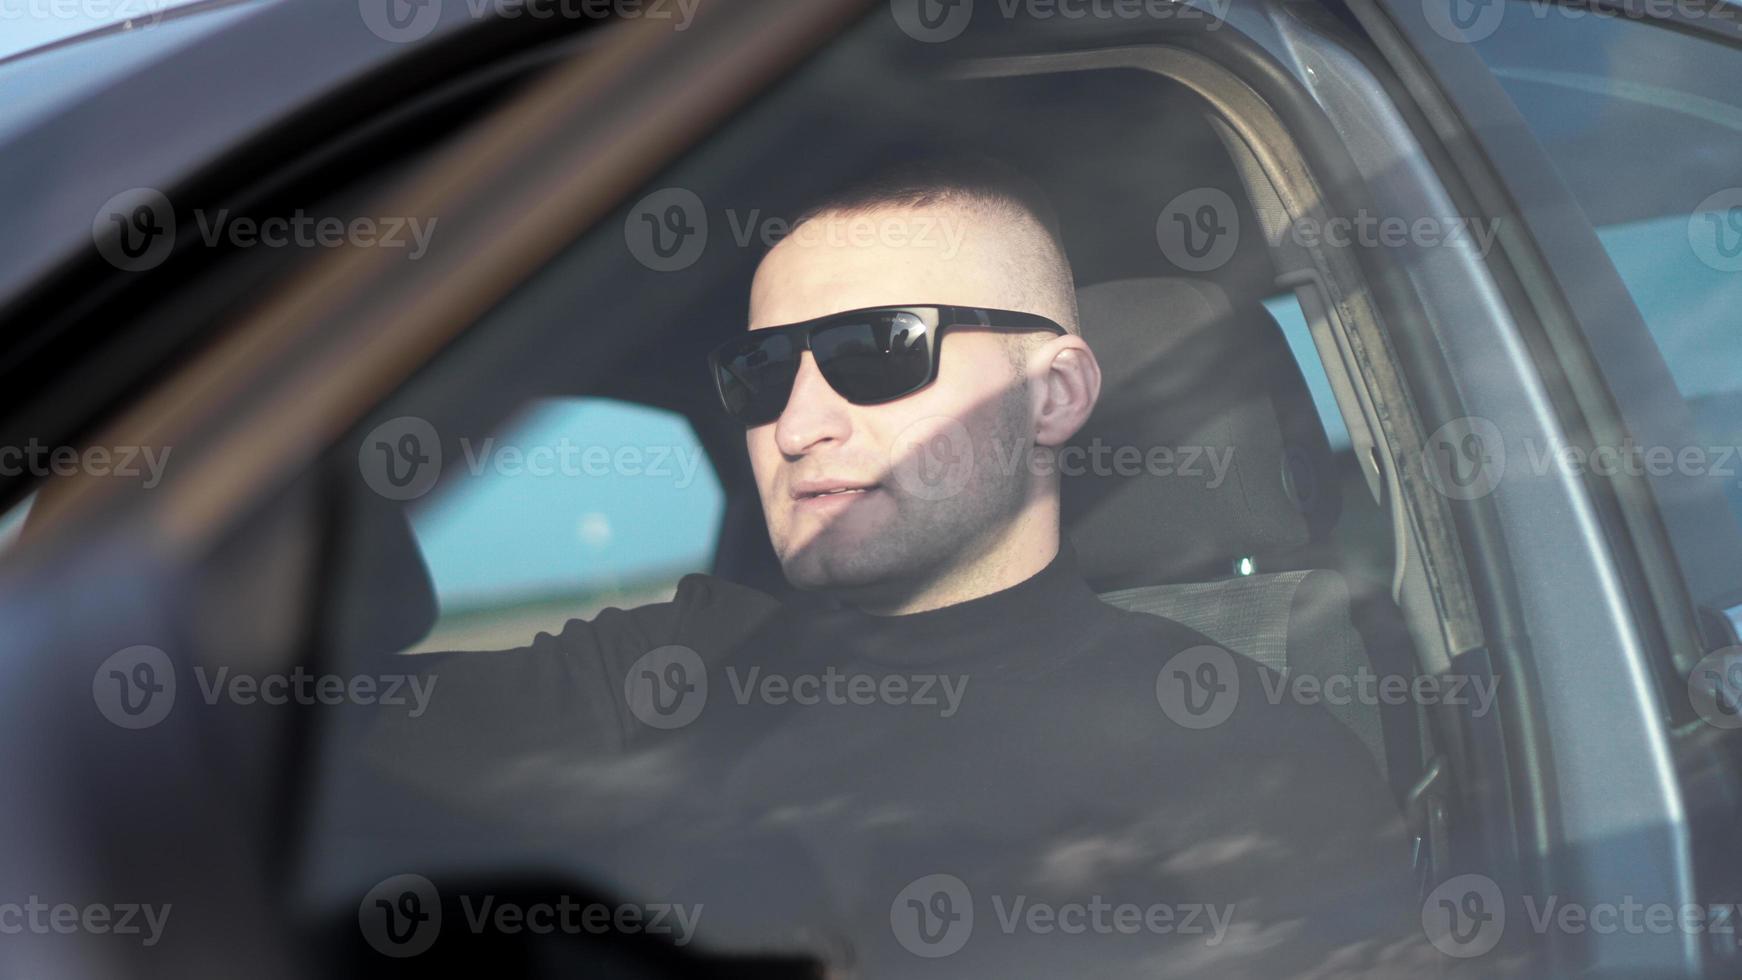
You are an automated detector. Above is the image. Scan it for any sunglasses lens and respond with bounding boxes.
[812,311,933,404]
[713,332,799,425]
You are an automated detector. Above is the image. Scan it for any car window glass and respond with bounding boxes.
[0,4,264,139]
[301,15,1428,973]
[1474,10,1742,569]
[403,398,722,652]
[1264,291,1351,451]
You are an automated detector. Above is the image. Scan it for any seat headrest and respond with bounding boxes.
[1064,277,1339,591]
[331,487,439,661]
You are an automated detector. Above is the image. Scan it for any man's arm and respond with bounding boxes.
[342,573,781,821]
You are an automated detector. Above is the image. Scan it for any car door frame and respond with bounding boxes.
[1344,0,1742,973]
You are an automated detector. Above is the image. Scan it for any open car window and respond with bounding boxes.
[400,398,724,653]
[1472,8,1742,650]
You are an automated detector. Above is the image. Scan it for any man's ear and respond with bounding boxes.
[1030,334,1101,448]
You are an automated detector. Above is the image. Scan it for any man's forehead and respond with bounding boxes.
[747,204,1014,330]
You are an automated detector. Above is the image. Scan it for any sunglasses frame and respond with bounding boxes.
[707,304,1068,425]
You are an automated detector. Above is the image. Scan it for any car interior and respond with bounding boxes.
[11,3,1742,975]
[0,7,1511,967]
[281,33,1457,920]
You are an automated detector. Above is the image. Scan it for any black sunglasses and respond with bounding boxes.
[708,305,1066,426]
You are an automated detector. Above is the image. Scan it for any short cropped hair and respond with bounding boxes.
[790,155,1080,334]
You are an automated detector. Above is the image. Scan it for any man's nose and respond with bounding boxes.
[774,352,851,456]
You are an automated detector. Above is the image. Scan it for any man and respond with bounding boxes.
[354,158,1429,976]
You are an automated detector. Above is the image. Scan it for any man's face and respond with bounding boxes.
[744,204,1043,597]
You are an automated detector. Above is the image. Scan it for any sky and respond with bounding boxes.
[407,399,726,612]
[0,0,178,59]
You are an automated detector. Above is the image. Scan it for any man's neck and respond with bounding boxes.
[838,527,1061,617]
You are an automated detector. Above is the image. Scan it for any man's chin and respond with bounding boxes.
[774,530,912,594]
[777,549,885,594]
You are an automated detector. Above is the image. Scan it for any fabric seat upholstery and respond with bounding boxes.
[1067,277,1393,783]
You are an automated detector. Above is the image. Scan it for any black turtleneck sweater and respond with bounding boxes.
[346,548,1428,976]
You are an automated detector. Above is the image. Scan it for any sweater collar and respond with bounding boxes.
[770,544,1111,669]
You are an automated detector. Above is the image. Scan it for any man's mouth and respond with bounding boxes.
[792,480,882,502]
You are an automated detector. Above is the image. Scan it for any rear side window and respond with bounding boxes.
[405,398,723,651]
[1473,9,1742,616]
[1264,292,1351,451]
